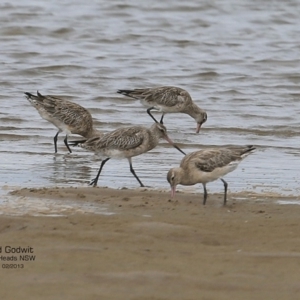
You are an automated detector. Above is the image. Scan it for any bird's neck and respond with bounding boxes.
[172,167,188,185]
[148,127,162,150]
[86,128,103,139]
[184,102,203,119]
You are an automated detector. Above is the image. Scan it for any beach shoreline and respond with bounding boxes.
[0,187,300,299]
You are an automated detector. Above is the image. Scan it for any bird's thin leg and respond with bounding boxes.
[220,178,228,205]
[159,113,165,124]
[64,135,72,154]
[146,107,159,123]
[202,183,208,205]
[89,158,110,187]
[54,131,59,153]
[128,158,145,187]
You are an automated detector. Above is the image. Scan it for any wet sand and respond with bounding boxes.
[1,187,300,299]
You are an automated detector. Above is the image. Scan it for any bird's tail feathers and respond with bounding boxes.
[244,145,256,153]
[24,91,45,102]
[24,92,37,100]
[240,145,256,158]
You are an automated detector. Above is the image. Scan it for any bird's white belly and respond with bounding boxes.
[51,121,72,134]
[102,149,127,159]
[140,100,182,113]
[200,162,239,183]
[155,105,181,113]
[140,99,153,108]
[58,123,72,135]
[39,111,72,134]
[185,161,239,185]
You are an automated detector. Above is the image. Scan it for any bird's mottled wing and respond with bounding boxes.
[84,126,145,151]
[145,86,192,107]
[189,149,242,173]
[54,102,91,127]
[40,96,91,127]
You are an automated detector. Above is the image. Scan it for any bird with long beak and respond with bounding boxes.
[167,145,255,205]
[69,122,186,187]
[117,86,207,133]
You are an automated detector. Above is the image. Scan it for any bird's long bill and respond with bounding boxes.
[171,186,176,198]
[196,122,202,134]
[164,136,186,155]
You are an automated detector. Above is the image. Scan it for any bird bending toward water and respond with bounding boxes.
[69,123,186,187]
[24,91,102,153]
[167,145,255,205]
[117,86,207,133]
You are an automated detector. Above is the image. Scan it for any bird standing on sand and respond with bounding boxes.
[117,86,207,133]
[167,145,255,205]
[69,123,186,187]
[24,91,102,153]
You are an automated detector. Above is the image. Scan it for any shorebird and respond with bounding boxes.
[117,86,207,133]
[69,123,186,187]
[167,145,255,205]
[24,91,102,153]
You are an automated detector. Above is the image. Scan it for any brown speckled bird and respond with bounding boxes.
[25,91,102,153]
[70,123,186,187]
[117,86,207,133]
[167,145,255,205]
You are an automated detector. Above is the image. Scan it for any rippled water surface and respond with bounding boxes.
[1,0,300,206]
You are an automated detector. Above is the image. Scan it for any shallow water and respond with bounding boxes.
[1,0,300,210]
